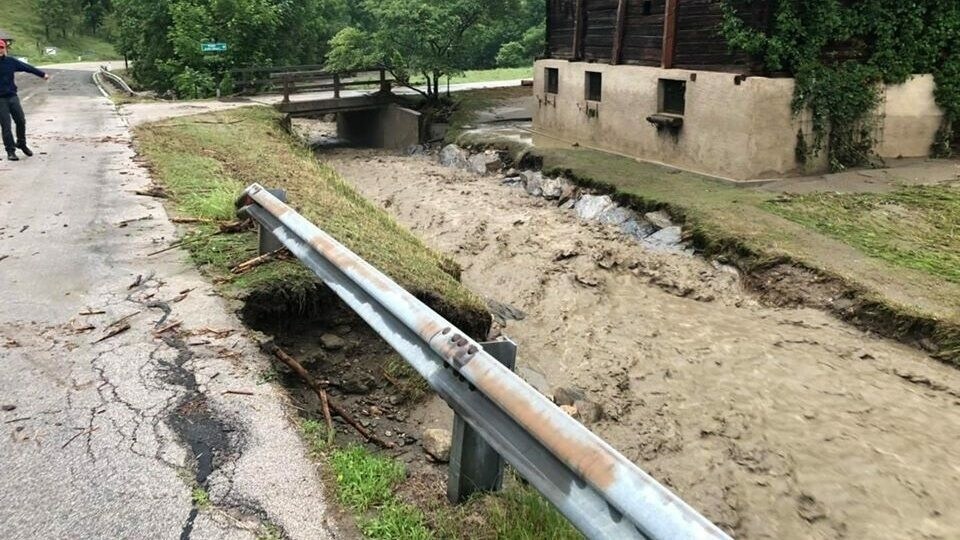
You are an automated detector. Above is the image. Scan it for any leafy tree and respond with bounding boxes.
[37,0,81,39]
[113,0,349,97]
[325,0,518,101]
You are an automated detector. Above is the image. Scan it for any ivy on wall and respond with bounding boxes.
[720,0,960,170]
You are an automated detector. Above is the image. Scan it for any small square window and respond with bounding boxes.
[545,67,559,94]
[585,71,602,102]
[659,79,685,115]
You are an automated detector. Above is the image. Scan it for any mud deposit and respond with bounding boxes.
[298,130,960,540]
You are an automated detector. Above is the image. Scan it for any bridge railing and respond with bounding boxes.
[236,184,733,540]
[230,65,393,101]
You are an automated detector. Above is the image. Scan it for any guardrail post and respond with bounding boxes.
[447,338,517,504]
[333,73,341,98]
[257,189,287,255]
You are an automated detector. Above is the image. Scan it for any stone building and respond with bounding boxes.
[533,0,944,181]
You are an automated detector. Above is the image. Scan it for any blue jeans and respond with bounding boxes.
[0,95,27,153]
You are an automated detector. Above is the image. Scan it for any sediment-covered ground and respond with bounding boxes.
[312,133,960,539]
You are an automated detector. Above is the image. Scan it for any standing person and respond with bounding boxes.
[0,39,49,161]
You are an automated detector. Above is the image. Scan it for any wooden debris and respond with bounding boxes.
[71,324,96,334]
[171,217,215,224]
[0,255,8,263]
[147,231,221,257]
[79,309,106,316]
[153,321,182,335]
[118,215,152,228]
[230,248,289,275]
[380,367,402,389]
[262,342,392,449]
[133,187,169,199]
[94,323,131,344]
[106,311,140,329]
[223,390,255,396]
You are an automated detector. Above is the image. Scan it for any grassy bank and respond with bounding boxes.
[134,106,489,338]
[411,67,533,87]
[301,422,581,540]
[4,0,117,64]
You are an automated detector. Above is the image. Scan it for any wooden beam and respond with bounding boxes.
[611,0,628,65]
[662,0,679,69]
[572,0,585,60]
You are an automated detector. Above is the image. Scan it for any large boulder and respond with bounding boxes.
[439,144,470,170]
[644,210,674,230]
[422,428,452,462]
[597,206,634,226]
[620,219,656,240]
[540,177,566,200]
[469,152,503,175]
[642,226,684,251]
[574,195,615,221]
[522,171,544,197]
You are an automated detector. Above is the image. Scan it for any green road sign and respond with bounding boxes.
[201,43,227,53]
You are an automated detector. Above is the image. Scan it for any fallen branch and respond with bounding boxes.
[94,323,131,344]
[230,248,289,274]
[223,390,255,396]
[153,321,182,335]
[133,187,169,199]
[106,311,140,329]
[79,309,106,316]
[262,342,391,449]
[171,217,216,224]
[380,367,402,389]
[147,231,222,257]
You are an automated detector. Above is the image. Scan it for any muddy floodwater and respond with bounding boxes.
[303,121,960,539]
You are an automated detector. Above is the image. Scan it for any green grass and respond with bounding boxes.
[361,499,433,540]
[191,487,211,509]
[301,419,333,457]
[410,67,533,87]
[383,355,430,404]
[767,185,960,284]
[330,446,407,513]
[321,442,580,540]
[134,106,489,336]
[2,0,117,64]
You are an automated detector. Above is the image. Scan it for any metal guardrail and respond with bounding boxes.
[236,183,732,540]
[97,66,134,96]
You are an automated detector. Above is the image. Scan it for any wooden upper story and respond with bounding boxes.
[546,0,772,73]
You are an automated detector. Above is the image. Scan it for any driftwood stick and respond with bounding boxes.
[230,248,288,274]
[263,342,393,449]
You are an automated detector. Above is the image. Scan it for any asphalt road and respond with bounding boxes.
[0,66,338,539]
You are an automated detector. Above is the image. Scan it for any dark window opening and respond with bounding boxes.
[642,1,653,15]
[659,79,686,115]
[585,71,602,102]
[545,67,559,94]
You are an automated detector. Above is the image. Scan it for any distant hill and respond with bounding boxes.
[2,0,117,65]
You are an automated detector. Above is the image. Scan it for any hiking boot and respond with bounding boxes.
[17,144,32,157]
[6,151,18,161]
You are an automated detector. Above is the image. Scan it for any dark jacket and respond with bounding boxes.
[0,56,46,98]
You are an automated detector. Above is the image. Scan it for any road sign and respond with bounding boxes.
[201,43,227,53]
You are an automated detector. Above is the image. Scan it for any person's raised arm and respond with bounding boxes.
[14,58,48,80]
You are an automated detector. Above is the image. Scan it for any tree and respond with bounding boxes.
[112,0,349,97]
[37,0,81,39]
[325,0,518,101]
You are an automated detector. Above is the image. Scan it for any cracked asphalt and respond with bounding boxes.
[0,65,338,539]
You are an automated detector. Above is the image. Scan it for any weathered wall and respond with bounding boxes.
[877,75,943,159]
[533,60,943,180]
